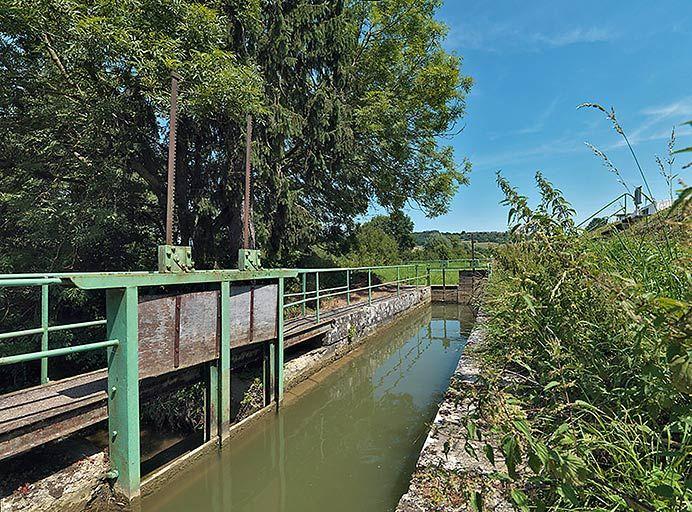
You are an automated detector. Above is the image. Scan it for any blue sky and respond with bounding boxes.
[400,0,692,232]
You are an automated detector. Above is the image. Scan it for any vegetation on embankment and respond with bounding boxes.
[466,173,691,510]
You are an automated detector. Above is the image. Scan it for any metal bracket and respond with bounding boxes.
[158,245,195,273]
[238,249,261,271]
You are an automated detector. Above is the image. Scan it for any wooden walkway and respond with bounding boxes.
[0,297,387,461]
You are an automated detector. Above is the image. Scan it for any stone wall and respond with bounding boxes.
[284,286,431,389]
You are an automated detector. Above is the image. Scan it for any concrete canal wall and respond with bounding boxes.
[396,313,514,512]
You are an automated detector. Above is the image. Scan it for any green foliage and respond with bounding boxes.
[341,222,400,266]
[473,174,692,510]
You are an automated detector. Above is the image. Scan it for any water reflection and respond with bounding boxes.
[145,304,472,512]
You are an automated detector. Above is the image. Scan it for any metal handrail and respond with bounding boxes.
[0,339,119,366]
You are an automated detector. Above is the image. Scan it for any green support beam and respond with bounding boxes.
[275,277,285,404]
[106,286,140,502]
[40,284,48,384]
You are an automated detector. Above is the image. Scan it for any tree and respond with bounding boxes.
[423,232,452,260]
[368,210,416,252]
[342,223,400,266]
[0,0,471,273]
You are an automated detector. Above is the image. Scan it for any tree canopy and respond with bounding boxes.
[0,0,471,272]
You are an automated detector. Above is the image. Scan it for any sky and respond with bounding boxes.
[400,0,692,232]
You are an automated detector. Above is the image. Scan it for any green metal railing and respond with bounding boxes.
[283,264,429,321]
[0,267,295,500]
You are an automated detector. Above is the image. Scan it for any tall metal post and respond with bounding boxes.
[210,281,231,440]
[315,272,320,322]
[396,266,400,296]
[415,265,418,289]
[106,286,140,501]
[301,273,306,317]
[471,234,476,271]
[275,277,285,404]
[367,269,372,305]
[243,115,253,249]
[426,265,431,287]
[346,270,351,305]
[165,73,180,245]
[40,284,49,384]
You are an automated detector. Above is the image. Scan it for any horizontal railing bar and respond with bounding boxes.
[0,319,107,341]
[0,327,44,340]
[291,264,420,274]
[284,274,427,308]
[0,339,119,366]
[0,278,63,287]
[48,319,107,332]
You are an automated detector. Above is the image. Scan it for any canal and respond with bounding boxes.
[144,303,473,512]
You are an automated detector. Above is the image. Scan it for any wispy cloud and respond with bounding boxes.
[447,21,617,52]
[531,27,613,47]
[606,97,692,149]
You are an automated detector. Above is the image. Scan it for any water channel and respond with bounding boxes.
[144,303,473,512]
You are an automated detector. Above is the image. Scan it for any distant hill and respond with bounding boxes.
[413,230,508,246]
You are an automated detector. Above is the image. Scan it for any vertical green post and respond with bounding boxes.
[210,281,231,441]
[275,277,285,404]
[301,273,306,317]
[442,266,446,291]
[426,265,431,287]
[367,269,372,305]
[106,286,140,502]
[396,266,400,296]
[315,272,320,322]
[415,265,419,289]
[40,284,49,384]
[346,270,351,305]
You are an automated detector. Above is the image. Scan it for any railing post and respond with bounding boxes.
[210,281,231,441]
[40,284,49,384]
[315,272,320,322]
[415,265,418,289]
[396,266,400,296]
[346,270,351,305]
[106,286,140,502]
[301,273,306,317]
[426,265,431,287]
[275,277,284,404]
[367,269,372,305]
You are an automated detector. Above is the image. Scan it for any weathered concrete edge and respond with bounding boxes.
[2,287,431,512]
[396,313,516,512]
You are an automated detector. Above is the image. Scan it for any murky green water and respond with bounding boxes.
[144,304,472,512]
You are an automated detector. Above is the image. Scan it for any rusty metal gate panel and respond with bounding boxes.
[138,291,220,378]
[230,284,278,348]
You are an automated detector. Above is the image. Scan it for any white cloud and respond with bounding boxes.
[447,21,616,52]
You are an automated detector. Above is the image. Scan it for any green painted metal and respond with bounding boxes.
[207,281,231,441]
[218,281,231,438]
[301,273,306,316]
[276,277,285,403]
[48,319,107,332]
[66,268,297,290]
[396,267,400,296]
[0,326,45,340]
[0,339,118,366]
[315,272,320,322]
[106,286,140,501]
[346,270,351,305]
[415,265,419,289]
[0,278,62,287]
[368,270,372,305]
[157,245,195,273]
[41,284,49,384]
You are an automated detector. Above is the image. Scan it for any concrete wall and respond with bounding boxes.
[431,269,488,304]
[285,286,431,389]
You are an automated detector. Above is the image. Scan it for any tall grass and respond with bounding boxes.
[468,121,691,509]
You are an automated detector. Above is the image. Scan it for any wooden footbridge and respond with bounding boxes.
[0,259,487,502]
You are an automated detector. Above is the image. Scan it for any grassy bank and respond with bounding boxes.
[467,185,691,510]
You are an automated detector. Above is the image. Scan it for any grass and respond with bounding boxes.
[466,176,691,510]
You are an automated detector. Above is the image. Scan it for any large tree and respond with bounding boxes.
[0,0,471,272]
